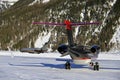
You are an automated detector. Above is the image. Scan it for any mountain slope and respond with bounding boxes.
[0,0,18,12]
[0,0,120,51]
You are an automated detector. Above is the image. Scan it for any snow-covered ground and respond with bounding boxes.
[0,51,120,80]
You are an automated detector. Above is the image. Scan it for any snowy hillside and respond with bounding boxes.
[0,0,18,11]
[0,51,120,80]
[29,0,50,5]
[0,0,120,51]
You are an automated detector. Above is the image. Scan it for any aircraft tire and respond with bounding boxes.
[93,62,99,71]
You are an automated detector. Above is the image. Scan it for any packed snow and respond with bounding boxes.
[0,51,120,80]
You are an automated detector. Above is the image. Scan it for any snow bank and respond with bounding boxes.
[34,32,51,48]
[98,53,120,60]
[0,51,120,60]
[0,51,70,59]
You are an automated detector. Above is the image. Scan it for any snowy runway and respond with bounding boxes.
[0,51,120,80]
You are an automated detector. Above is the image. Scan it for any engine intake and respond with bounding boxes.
[57,44,68,54]
[91,45,100,53]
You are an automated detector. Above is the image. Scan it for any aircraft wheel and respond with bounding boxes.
[93,62,99,71]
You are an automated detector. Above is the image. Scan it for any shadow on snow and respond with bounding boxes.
[8,62,88,69]
[8,58,120,70]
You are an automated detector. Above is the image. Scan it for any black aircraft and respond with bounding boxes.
[33,20,100,65]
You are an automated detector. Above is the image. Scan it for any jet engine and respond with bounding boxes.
[57,44,68,54]
[91,45,100,53]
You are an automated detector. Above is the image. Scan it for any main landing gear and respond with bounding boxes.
[89,62,99,71]
[65,61,71,70]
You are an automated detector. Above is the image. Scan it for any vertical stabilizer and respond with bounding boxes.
[64,20,74,47]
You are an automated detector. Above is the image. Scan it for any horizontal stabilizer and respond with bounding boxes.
[33,21,101,26]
